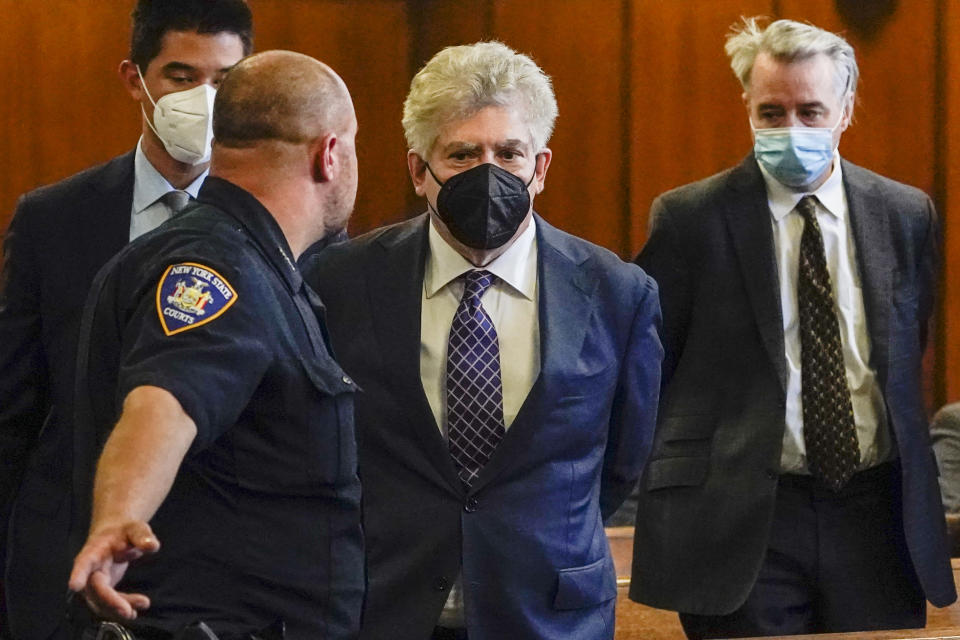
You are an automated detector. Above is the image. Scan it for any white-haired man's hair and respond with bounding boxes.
[725,17,859,101]
[402,41,558,157]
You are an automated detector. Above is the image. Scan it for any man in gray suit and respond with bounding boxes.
[932,403,960,513]
[630,17,955,638]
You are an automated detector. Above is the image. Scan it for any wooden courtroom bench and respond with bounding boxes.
[606,527,960,640]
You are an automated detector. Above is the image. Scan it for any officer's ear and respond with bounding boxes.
[311,133,338,184]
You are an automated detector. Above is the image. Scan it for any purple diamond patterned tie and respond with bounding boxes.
[446,270,505,487]
[797,195,860,491]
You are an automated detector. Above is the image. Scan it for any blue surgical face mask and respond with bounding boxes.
[751,110,845,190]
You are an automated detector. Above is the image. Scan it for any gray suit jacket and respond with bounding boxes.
[932,403,960,513]
[629,154,955,614]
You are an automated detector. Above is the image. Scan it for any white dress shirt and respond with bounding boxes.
[761,154,891,473]
[420,215,540,627]
[420,217,540,433]
[129,137,206,241]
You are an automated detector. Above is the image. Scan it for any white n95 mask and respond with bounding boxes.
[137,65,216,165]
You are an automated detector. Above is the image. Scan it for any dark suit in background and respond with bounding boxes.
[0,152,134,638]
[630,154,955,632]
[306,213,662,640]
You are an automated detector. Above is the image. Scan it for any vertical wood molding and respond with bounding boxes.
[492,0,626,254]
[627,0,771,256]
[247,0,413,234]
[941,0,960,403]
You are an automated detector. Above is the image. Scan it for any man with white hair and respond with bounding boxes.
[304,41,662,640]
[630,17,955,637]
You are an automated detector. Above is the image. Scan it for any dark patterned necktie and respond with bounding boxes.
[446,270,505,487]
[797,195,860,490]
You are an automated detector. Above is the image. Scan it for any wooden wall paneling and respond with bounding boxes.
[248,0,414,234]
[776,0,937,195]
[491,0,628,256]
[628,0,772,257]
[0,1,136,240]
[409,0,491,71]
[941,0,960,404]
[404,1,490,223]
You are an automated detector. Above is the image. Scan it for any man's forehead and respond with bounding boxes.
[434,105,531,140]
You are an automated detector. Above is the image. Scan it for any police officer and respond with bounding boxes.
[67,50,362,638]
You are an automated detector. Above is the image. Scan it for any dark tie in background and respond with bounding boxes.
[162,189,191,215]
[446,270,505,488]
[796,195,860,490]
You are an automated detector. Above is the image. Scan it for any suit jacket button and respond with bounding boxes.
[765,469,777,480]
[434,577,449,591]
[464,497,479,513]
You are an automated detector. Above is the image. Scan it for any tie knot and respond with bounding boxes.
[162,190,191,215]
[461,270,495,303]
[796,196,818,224]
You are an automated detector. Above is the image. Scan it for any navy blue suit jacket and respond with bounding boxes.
[630,155,956,614]
[305,213,662,640]
[0,152,134,638]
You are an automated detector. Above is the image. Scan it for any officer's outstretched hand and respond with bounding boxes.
[68,521,161,621]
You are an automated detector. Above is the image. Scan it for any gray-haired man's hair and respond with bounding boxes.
[725,17,858,100]
[402,41,558,157]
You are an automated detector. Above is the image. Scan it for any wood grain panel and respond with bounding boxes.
[248,0,414,234]
[409,0,491,71]
[628,0,772,255]
[777,0,937,195]
[941,0,960,404]
[492,0,628,255]
[0,1,135,238]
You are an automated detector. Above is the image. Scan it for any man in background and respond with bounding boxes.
[630,17,955,637]
[306,41,661,639]
[0,1,251,636]
[69,49,363,637]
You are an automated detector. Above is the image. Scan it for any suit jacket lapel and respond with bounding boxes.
[88,150,136,268]
[367,214,465,494]
[722,155,788,393]
[842,160,892,387]
[471,215,597,494]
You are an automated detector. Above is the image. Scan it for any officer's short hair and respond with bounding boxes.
[130,0,254,70]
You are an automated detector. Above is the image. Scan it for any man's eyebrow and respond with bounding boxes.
[161,61,198,74]
[440,141,481,154]
[496,139,527,150]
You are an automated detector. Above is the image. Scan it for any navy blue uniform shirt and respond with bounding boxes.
[72,177,363,638]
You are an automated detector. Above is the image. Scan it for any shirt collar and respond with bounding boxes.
[424,215,538,300]
[132,137,207,214]
[759,151,846,221]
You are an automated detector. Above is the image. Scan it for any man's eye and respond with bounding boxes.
[501,151,517,160]
[451,152,471,161]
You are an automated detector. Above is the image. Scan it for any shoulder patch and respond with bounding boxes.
[156,262,238,336]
